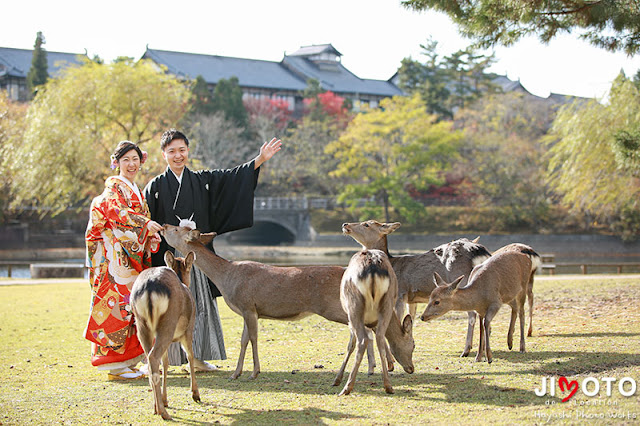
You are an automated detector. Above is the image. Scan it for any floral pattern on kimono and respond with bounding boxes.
[84,176,159,367]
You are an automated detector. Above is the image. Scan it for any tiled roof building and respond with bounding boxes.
[142,43,404,115]
[0,47,86,101]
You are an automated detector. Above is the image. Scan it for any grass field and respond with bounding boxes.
[0,275,639,425]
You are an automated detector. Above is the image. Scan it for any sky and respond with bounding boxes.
[3,0,640,100]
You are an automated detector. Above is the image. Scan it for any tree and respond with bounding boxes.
[303,91,352,127]
[244,97,293,143]
[326,94,462,223]
[455,91,555,229]
[397,39,451,119]
[185,112,251,170]
[402,0,640,55]
[0,91,28,222]
[26,31,48,97]
[546,73,640,239]
[212,76,248,129]
[396,39,497,120]
[7,59,191,215]
[191,75,215,116]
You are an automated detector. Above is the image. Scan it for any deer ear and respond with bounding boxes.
[186,230,201,242]
[383,222,401,234]
[163,250,175,268]
[200,232,217,245]
[451,275,465,290]
[433,272,445,287]
[184,251,196,270]
[402,314,413,335]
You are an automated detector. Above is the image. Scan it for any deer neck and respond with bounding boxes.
[384,311,403,343]
[451,286,480,312]
[363,236,390,257]
[180,241,231,290]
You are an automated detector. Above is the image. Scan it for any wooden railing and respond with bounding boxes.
[539,255,640,275]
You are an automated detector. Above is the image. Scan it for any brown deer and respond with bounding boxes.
[160,224,415,381]
[130,251,199,421]
[341,220,490,356]
[492,243,541,337]
[336,249,414,395]
[421,251,531,363]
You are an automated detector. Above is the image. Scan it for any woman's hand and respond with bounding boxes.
[147,220,163,234]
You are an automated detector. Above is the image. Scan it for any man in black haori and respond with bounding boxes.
[144,128,282,371]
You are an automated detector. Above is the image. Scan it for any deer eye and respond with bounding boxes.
[434,301,440,305]
[364,223,369,227]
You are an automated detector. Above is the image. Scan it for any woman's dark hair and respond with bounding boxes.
[160,128,189,151]
[113,140,143,162]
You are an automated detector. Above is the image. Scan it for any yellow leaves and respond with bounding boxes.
[7,60,191,214]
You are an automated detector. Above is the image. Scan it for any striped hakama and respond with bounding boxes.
[168,250,226,365]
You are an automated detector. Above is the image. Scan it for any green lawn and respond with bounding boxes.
[1,275,639,425]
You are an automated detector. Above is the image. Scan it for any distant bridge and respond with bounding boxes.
[226,197,317,244]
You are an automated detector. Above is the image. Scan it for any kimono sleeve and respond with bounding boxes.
[102,181,156,252]
[206,160,260,234]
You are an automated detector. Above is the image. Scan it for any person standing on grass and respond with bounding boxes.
[84,141,162,380]
[143,128,281,371]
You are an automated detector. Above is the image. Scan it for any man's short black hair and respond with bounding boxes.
[160,129,189,151]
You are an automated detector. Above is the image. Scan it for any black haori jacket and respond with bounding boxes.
[143,161,259,296]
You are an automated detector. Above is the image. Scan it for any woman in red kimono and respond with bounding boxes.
[84,141,162,380]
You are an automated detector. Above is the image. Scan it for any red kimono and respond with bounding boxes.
[84,176,158,367]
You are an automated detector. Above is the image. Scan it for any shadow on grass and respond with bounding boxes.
[547,331,640,338]
[118,348,640,413]
[141,369,538,407]
[170,404,358,425]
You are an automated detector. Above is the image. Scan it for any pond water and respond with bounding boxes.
[2,251,639,279]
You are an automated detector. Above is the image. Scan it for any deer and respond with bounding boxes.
[336,248,414,395]
[130,251,199,421]
[161,224,415,382]
[492,243,541,337]
[341,220,491,356]
[420,250,531,363]
[432,240,541,357]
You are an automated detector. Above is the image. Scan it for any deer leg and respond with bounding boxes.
[334,331,356,386]
[484,305,500,364]
[365,328,376,375]
[148,321,177,420]
[385,340,395,372]
[232,320,250,379]
[394,296,407,322]
[161,352,169,408]
[229,311,261,380]
[376,311,393,393]
[462,311,476,357]
[408,303,417,320]
[339,327,368,396]
[507,300,518,351]
[136,323,163,417]
[518,292,527,353]
[181,332,200,403]
[527,273,534,337]
[148,349,171,420]
[243,312,261,380]
[475,315,485,363]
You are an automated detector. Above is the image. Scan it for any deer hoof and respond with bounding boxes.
[385,386,394,394]
[193,392,201,403]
